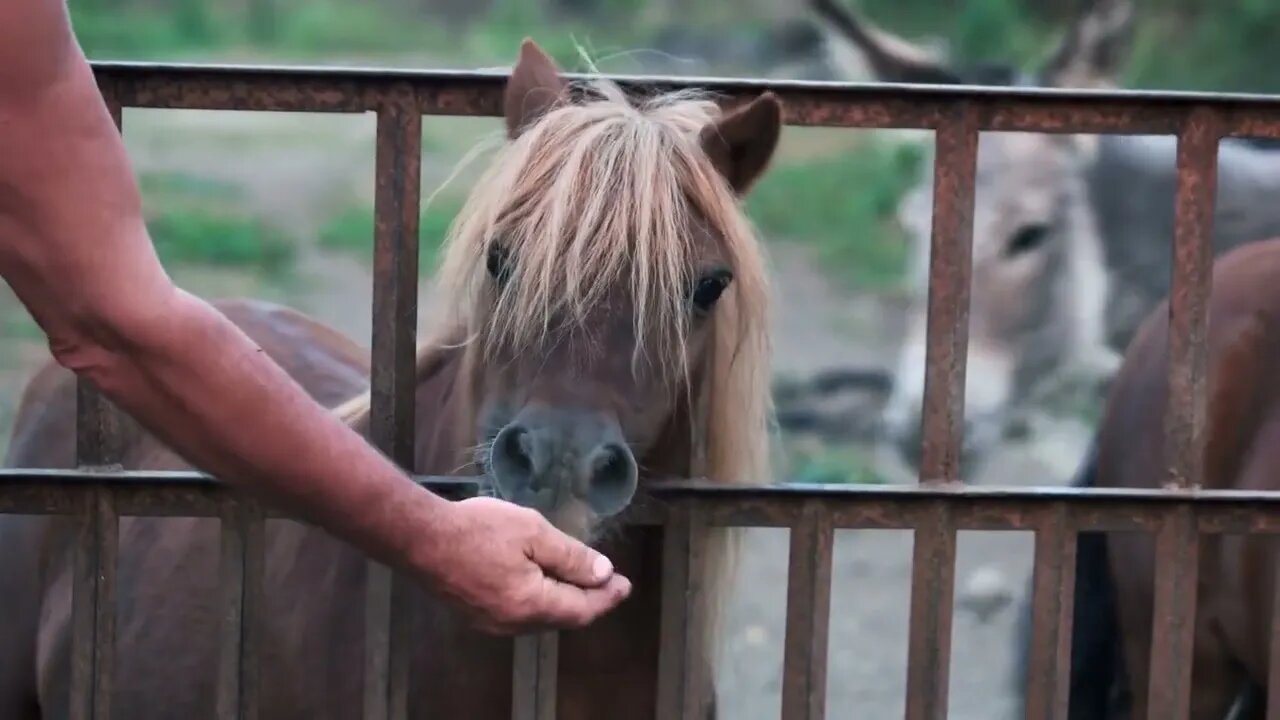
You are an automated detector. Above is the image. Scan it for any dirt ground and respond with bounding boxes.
[0,105,1097,718]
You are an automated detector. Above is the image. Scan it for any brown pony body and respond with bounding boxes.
[0,39,783,719]
[1070,236,1280,718]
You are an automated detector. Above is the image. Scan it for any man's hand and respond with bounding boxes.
[421,497,632,634]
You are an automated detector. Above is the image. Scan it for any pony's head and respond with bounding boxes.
[423,39,781,542]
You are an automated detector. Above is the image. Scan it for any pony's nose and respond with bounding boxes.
[582,442,638,517]
[488,420,638,516]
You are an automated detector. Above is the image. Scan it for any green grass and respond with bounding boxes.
[139,171,296,277]
[786,442,886,485]
[317,196,464,274]
[746,138,925,292]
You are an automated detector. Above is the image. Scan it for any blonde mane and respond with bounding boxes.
[335,76,775,673]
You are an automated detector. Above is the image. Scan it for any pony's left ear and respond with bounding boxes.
[700,92,783,196]
[504,38,569,139]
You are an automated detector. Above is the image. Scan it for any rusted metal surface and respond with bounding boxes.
[68,93,127,720]
[217,501,265,720]
[1023,504,1076,720]
[917,103,979,485]
[655,502,709,720]
[4,61,1279,718]
[780,500,834,719]
[904,500,958,720]
[89,61,1280,139]
[363,85,423,720]
[512,632,559,720]
[1146,507,1201,720]
[1268,578,1280,720]
[1164,108,1222,490]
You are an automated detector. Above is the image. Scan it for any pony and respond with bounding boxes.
[0,38,783,719]
[1013,238,1280,718]
[806,0,1280,469]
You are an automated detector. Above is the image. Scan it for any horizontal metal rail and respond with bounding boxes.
[0,61,1272,718]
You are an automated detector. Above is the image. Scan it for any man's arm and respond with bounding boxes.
[0,0,628,633]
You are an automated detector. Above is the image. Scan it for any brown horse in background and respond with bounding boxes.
[0,39,784,719]
[1057,237,1280,719]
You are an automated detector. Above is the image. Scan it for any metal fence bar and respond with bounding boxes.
[655,502,709,720]
[916,103,978,484]
[1145,506,1200,720]
[11,472,1280,526]
[216,501,265,720]
[903,500,958,720]
[92,61,1280,139]
[901,101,974,720]
[69,90,127,720]
[22,62,1280,720]
[1163,107,1222,489]
[361,86,423,720]
[1267,565,1280,720]
[511,632,558,720]
[780,500,834,719]
[1023,504,1076,720]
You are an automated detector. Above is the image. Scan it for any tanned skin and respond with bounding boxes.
[0,0,629,634]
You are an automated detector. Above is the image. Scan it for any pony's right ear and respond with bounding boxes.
[700,93,783,196]
[504,38,568,139]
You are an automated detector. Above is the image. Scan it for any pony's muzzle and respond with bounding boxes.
[488,409,639,518]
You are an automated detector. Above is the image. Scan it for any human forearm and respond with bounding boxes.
[66,287,453,575]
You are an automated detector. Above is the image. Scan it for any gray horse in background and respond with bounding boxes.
[808,0,1280,471]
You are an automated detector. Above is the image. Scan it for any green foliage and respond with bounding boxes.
[274,1,428,55]
[787,442,886,485]
[148,209,295,275]
[746,137,924,291]
[140,172,295,276]
[318,197,463,274]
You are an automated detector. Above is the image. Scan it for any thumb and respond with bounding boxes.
[526,520,616,588]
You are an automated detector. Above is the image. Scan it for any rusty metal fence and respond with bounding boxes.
[4,61,1280,720]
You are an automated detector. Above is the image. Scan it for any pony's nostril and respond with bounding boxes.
[584,442,638,518]
[490,424,542,502]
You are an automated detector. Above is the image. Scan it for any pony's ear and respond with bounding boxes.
[700,92,783,196]
[504,38,568,139]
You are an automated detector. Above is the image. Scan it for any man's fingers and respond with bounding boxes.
[534,573,632,628]
[525,518,616,588]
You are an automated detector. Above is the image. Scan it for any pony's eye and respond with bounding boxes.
[691,269,733,313]
[1003,223,1051,258]
[487,243,513,287]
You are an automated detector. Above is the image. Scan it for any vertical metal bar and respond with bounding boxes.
[656,502,708,720]
[70,90,125,720]
[917,104,979,485]
[1163,107,1221,489]
[780,500,834,720]
[902,102,973,720]
[1267,552,1280,720]
[903,500,958,720]
[1146,507,1199,720]
[1024,504,1076,720]
[363,85,422,720]
[217,501,265,720]
[512,632,558,720]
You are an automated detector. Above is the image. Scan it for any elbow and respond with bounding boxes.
[44,280,183,391]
